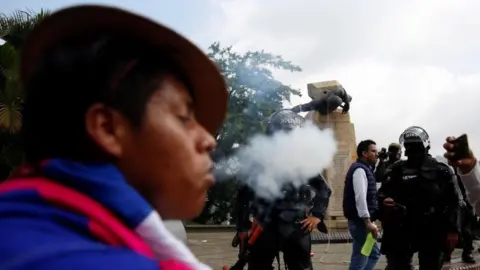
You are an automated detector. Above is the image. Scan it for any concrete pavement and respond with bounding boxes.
[188,231,479,270]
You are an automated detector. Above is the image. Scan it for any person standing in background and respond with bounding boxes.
[343,140,380,270]
[375,143,402,183]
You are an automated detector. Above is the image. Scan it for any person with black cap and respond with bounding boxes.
[378,126,462,270]
[375,143,402,183]
[0,5,227,270]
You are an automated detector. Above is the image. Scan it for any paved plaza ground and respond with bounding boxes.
[188,231,476,270]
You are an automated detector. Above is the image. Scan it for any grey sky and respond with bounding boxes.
[211,0,480,157]
[2,0,221,48]
[4,0,480,158]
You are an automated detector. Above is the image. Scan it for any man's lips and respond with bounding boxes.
[204,164,215,185]
[205,173,215,187]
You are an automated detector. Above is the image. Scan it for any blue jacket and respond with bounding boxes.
[343,159,378,221]
[0,159,192,270]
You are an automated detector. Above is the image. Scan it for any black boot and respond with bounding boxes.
[462,252,476,263]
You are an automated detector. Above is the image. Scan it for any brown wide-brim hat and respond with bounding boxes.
[21,5,227,134]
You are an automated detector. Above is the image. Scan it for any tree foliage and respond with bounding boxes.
[0,9,51,50]
[0,9,50,178]
[194,43,302,224]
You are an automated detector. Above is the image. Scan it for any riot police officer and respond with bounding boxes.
[375,143,402,183]
[378,126,462,270]
[233,109,331,270]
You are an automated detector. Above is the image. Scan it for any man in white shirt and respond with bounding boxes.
[343,140,380,270]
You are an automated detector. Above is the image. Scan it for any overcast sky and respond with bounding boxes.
[4,0,480,157]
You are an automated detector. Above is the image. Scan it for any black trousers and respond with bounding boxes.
[386,247,443,270]
[385,230,445,270]
[445,226,475,256]
[247,227,312,270]
[461,206,476,254]
[462,228,475,254]
[444,207,475,258]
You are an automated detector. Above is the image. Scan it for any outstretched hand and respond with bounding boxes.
[301,216,321,232]
[443,136,477,174]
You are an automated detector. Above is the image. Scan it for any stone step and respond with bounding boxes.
[311,231,382,244]
[443,255,480,270]
[311,232,480,269]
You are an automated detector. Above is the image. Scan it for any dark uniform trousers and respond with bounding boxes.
[247,223,312,270]
[444,204,475,258]
[385,228,445,270]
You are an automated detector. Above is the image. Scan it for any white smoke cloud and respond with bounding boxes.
[215,122,337,201]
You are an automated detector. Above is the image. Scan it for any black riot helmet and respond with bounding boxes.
[399,126,431,158]
[266,109,306,135]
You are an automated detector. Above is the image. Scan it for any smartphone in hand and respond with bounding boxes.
[449,134,470,162]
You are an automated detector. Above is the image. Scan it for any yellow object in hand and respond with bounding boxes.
[361,232,376,256]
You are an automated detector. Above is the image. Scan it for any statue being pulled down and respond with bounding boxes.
[291,80,352,115]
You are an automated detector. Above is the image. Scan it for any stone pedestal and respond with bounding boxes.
[305,80,358,230]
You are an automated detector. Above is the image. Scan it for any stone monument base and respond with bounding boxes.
[306,109,357,232]
[304,80,358,231]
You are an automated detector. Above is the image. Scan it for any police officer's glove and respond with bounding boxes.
[444,136,477,174]
[317,221,328,234]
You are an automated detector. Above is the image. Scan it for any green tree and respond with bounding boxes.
[194,43,302,224]
[0,9,50,178]
[0,9,51,50]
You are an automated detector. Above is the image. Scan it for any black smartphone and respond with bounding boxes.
[450,134,470,162]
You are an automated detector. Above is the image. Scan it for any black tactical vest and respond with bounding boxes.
[389,158,446,223]
[252,183,312,227]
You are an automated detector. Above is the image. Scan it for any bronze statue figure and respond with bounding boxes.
[291,82,352,115]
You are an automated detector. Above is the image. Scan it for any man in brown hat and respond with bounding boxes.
[0,5,226,270]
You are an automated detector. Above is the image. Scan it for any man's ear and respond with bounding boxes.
[84,103,130,158]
